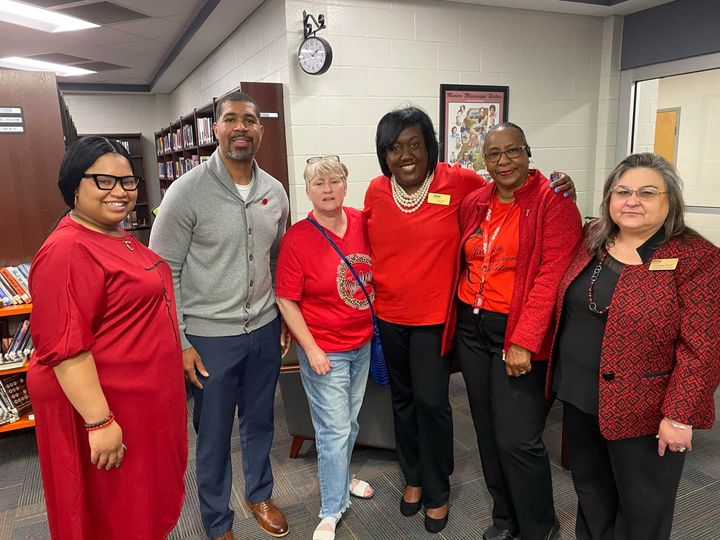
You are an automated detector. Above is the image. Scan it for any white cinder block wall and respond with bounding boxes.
[65,0,625,224]
[169,0,290,120]
[283,0,610,222]
[63,93,171,210]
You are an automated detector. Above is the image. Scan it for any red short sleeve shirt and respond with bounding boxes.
[275,207,374,352]
[364,162,487,325]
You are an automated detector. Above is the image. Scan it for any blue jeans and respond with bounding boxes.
[297,341,371,518]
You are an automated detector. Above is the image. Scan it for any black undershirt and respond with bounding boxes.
[553,230,664,415]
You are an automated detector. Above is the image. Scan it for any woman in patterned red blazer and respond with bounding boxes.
[548,152,720,540]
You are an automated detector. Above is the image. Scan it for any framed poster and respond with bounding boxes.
[439,84,509,175]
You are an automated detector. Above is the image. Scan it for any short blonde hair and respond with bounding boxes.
[303,157,349,190]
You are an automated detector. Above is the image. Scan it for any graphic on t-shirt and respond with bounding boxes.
[336,253,373,310]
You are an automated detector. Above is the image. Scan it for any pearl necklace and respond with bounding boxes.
[390,171,434,214]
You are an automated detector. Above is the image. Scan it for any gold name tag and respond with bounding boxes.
[649,258,678,271]
[427,192,451,205]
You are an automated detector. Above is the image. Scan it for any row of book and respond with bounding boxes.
[158,155,210,180]
[0,372,32,426]
[156,119,214,156]
[197,117,214,145]
[1,319,32,371]
[0,264,30,306]
[113,138,131,154]
[182,123,195,147]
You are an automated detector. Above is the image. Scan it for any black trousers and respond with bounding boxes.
[563,402,686,540]
[454,302,555,540]
[377,318,453,509]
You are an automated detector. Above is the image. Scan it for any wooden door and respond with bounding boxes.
[654,108,680,164]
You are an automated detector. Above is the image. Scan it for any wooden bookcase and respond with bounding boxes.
[153,82,289,204]
[81,133,151,245]
[0,304,34,434]
[0,69,76,266]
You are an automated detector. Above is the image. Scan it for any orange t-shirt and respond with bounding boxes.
[458,197,520,314]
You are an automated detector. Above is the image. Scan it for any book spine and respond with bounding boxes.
[8,267,30,299]
[0,283,11,307]
[7,320,29,360]
[0,273,19,304]
[0,380,18,419]
[0,269,27,303]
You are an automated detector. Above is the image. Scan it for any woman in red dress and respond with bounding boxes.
[27,136,188,540]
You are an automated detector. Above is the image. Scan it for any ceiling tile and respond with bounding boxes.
[27,52,92,64]
[76,60,129,71]
[59,2,150,25]
[17,0,81,7]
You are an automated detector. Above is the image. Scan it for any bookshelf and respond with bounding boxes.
[155,103,215,199]
[0,69,76,265]
[81,133,151,245]
[0,305,34,434]
[153,82,290,206]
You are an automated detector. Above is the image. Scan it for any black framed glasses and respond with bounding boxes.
[306,155,340,164]
[82,174,141,191]
[484,145,529,163]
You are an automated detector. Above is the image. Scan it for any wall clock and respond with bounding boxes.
[298,35,332,76]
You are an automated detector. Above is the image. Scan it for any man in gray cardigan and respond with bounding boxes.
[150,91,290,540]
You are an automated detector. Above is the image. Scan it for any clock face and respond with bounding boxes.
[298,36,332,75]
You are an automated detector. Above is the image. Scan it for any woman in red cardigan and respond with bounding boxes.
[442,123,581,540]
[548,153,720,540]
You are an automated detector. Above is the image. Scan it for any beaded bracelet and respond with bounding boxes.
[84,412,115,432]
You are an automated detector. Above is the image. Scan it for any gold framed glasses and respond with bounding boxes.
[610,186,668,200]
[306,155,340,164]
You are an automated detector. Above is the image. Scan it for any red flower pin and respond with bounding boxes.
[262,198,268,205]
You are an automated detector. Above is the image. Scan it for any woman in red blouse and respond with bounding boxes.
[276,156,375,540]
[443,123,581,540]
[364,108,573,534]
[28,136,187,540]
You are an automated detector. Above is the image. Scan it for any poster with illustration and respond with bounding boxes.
[439,85,509,177]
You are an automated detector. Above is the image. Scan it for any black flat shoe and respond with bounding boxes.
[424,509,449,533]
[400,497,422,516]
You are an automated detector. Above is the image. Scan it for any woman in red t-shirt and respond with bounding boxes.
[444,123,581,540]
[28,136,187,540]
[364,108,574,534]
[276,156,375,540]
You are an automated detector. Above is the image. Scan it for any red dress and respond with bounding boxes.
[27,216,187,540]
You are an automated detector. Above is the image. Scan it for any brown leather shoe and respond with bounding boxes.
[244,498,289,537]
[210,531,234,540]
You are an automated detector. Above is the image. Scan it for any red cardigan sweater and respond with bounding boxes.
[441,169,582,357]
[547,232,720,440]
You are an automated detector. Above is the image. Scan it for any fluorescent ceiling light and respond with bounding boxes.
[0,57,96,77]
[0,0,99,32]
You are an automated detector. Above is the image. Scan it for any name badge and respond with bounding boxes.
[428,192,450,205]
[649,258,678,271]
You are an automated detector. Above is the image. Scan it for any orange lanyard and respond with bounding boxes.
[473,198,515,314]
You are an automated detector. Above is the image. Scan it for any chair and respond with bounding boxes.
[278,344,396,458]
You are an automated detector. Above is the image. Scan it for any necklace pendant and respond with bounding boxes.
[124,240,134,251]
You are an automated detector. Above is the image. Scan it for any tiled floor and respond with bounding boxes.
[1,376,718,539]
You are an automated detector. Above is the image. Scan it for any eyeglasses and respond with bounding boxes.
[610,186,668,200]
[483,145,529,163]
[306,155,340,164]
[83,174,141,191]
[309,177,344,189]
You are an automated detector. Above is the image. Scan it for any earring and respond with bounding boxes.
[74,193,78,207]
[529,159,536,169]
